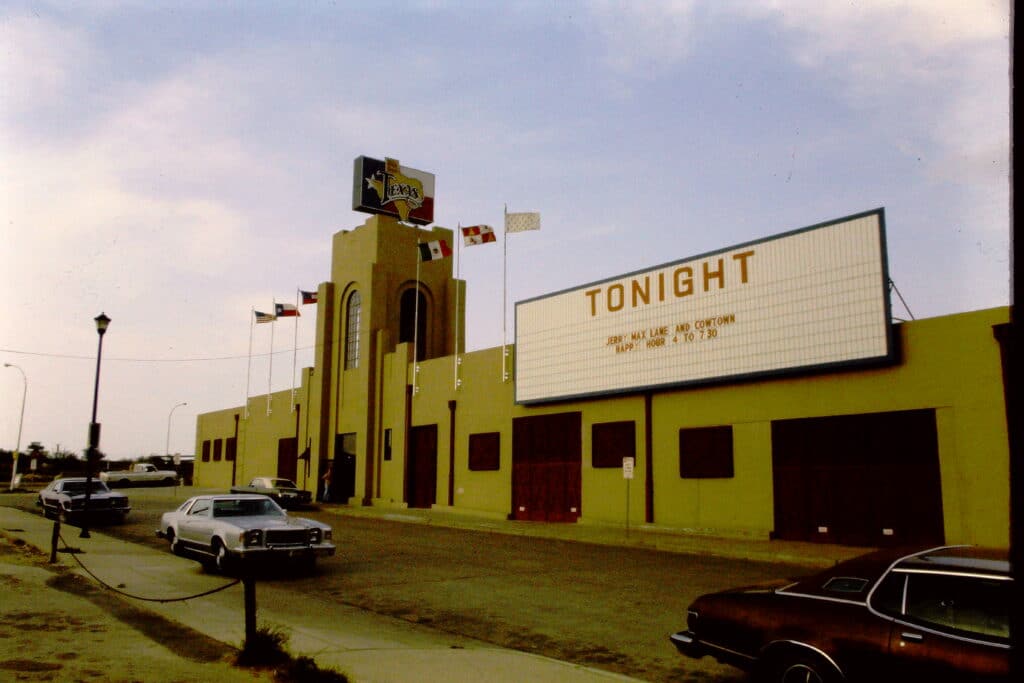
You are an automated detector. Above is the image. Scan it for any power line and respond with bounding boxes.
[0,344,320,364]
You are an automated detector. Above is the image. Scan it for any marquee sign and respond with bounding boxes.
[515,209,895,404]
[352,156,435,225]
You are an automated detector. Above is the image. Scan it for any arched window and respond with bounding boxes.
[399,288,427,360]
[344,291,361,369]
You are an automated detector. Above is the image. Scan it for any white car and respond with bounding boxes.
[157,494,335,572]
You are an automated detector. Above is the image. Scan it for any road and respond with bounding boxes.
[5,486,816,682]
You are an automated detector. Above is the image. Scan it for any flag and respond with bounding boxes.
[275,303,300,317]
[254,310,276,323]
[300,290,318,305]
[461,225,496,246]
[505,211,540,233]
[418,239,452,261]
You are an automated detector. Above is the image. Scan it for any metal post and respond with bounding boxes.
[3,364,26,491]
[81,312,110,539]
[243,576,257,646]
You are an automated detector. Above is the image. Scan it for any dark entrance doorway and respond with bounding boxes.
[328,433,357,503]
[277,437,298,482]
[407,425,438,508]
[772,409,944,547]
[512,412,582,522]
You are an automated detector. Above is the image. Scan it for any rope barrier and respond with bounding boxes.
[57,532,241,603]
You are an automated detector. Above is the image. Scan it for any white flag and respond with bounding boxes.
[505,211,540,233]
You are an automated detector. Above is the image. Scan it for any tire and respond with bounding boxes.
[162,477,175,485]
[212,538,232,573]
[119,479,130,487]
[765,652,837,683]
[167,529,184,556]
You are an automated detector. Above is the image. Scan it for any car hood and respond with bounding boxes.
[226,515,323,530]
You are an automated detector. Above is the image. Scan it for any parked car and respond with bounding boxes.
[156,494,335,572]
[230,477,312,508]
[100,463,179,487]
[36,477,131,524]
[670,545,1009,682]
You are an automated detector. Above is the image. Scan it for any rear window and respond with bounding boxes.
[823,577,870,594]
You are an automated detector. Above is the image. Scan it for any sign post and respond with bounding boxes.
[623,456,635,537]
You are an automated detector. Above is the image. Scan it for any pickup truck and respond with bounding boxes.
[100,463,179,487]
[230,477,312,509]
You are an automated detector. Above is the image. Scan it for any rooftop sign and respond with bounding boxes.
[352,156,435,225]
[515,209,894,404]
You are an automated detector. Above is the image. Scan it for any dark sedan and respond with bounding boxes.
[670,545,1009,682]
[229,477,313,509]
[36,477,131,524]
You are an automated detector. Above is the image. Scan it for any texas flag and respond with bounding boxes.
[300,290,318,305]
[275,303,300,317]
[461,225,496,246]
[418,239,452,262]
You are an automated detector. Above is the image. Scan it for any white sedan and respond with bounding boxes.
[157,494,335,572]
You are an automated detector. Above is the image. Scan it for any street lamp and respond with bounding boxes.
[166,402,187,457]
[81,312,111,539]
[3,363,26,492]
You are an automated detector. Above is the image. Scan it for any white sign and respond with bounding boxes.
[622,457,635,480]
[515,210,893,404]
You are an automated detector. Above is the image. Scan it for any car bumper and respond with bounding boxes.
[670,631,703,659]
[234,543,336,560]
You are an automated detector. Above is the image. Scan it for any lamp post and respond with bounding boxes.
[166,401,187,457]
[81,312,111,539]
[3,363,26,492]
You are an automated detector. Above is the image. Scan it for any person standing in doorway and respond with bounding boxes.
[321,463,333,503]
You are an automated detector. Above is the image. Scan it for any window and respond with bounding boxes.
[904,573,1009,640]
[468,432,501,471]
[213,439,223,462]
[384,428,392,461]
[345,290,361,369]
[201,440,211,462]
[592,421,636,468]
[399,288,427,360]
[225,436,237,462]
[679,426,734,478]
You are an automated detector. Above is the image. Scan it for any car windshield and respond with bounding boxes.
[60,481,109,494]
[270,479,297,488]
[212,498,283,518]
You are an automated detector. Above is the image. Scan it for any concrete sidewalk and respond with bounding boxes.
[0,505,644,683]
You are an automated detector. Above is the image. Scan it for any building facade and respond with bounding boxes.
[195,213,1011,549]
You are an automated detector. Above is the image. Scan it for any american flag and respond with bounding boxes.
[254,310,276,323]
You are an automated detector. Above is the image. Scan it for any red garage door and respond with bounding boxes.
[512,412,581,522]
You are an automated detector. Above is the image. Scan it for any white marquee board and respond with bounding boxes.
[514,210,894,404]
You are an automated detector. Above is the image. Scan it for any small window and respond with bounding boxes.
[213,439,223,462]
[201,440,211,462]
[823,577,870,594]
[384,429,393,461]
[679,426,734,478]
[225,436,237,462]
[592,421,636,468]
[468,432,500,471]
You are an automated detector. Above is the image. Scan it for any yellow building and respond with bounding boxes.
[195,212,1011,549]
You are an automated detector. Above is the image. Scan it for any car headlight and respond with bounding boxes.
[242,529,262,547]
[308,528,322,544]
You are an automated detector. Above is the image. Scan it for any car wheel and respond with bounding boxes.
[167,529,184,556]
[768,652,836,683]
[119,479,130,487]
[212,538,232,573]
[163,477,175,485]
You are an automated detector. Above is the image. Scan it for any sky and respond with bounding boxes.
[1,1,1011,461]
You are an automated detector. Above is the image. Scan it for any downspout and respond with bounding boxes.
[448,400,457,506]
[231,413,239,486]
[644,391,654,524]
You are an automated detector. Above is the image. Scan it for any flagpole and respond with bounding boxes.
[502,205,509,382]
[267,300,275,416]
[245,308,254,419]
[413,242,421,396]
[291,289,299,411]
[454,224,461,391]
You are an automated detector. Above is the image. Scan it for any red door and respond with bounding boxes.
[407,425,438,509]
[512,413,582,522]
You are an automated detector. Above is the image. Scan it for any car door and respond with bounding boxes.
[882,571,1010,680]
[179,499,215,549]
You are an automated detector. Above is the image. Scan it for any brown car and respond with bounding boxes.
[670,545,1009,682]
